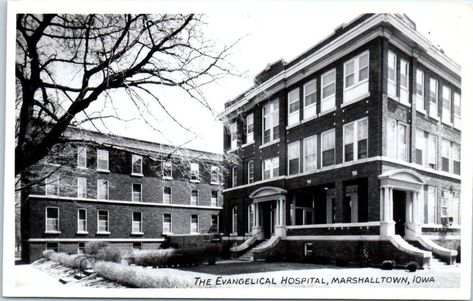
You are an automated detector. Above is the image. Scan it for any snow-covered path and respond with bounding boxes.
[14,264,63,288]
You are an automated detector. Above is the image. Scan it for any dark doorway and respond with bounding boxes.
[260,202,273,239]
[393,190,406,237]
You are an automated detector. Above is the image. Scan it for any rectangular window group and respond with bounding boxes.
[287,88,300,126]
[246,113,254,144]
[97,149,109,171]
[343,118,368,162]
[163,213,172,233]
[263,157,279,180]
[77,209,87,233]
[131,154,143,175]
[132,212,143,233]
[45,207,59,232]
[387,118,409,162]
[97,210,109,233]
[343,51,369,103]
[262,99,279,144]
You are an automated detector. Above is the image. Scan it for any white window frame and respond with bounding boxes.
[452,143,460,175]
[303,79,317,120]
[429,78,439,119]
[163,213,172,234]
[287,88,300,126]
[211,215,219,233]
[246,113,254,144]
[231,166,238,187]
[190,162,200,182]
[97,210,110,233]
[427,133,438,170]
[287,141,301,175]
[232,206,238,234]
[321,129,336,167]
[190,214,199,234]
[387,51,397,98]
[96,149,109,172]
[162,161,173,179]
[97,179,109,200]
[343,51,369,103]
[132,183,142,202]
[387,118,409,162]
[77,146,87,168]
[425,186,437,224]
[247,204,254,233]
[399,59,409,104]
[77,177,87,199]
[211,190,218,207]
[453,92,461,129]
[46,175,60,196]
[230,121,238,149]
[132,211,143,234]
[415,69,425,113]
[321,69,336,113]
[262,99,279,144]
[77,208,87,233]
[210,166,220,185]
[163,186,172,204]
[190,189,199,205]
[247,160,254,184]
[441,139,451,173]
[303,135,317,172]
[45,207,60,233]
[415,129,425,166]
[343,117,368,162]
[262,157,279,180]
[442,86,452,125]
[131,154,143,176]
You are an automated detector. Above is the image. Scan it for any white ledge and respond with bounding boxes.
[131,173,143,177]
[96,169,110,173]
[96,231,111,235]
[76,231,89,235]
[318,107,336,117]
[287,221,380,230]
[259,139,280,150]
[341,92,370,108]
[28,238,166,242]
[241,141,255,148]
[44,231,61,234]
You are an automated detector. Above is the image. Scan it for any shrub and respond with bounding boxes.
[42,250,55,260]
[406,261,419,272]
[381,260,395,270]
[41,250,90,269]
[84,241,109,255]
[96,246,123,263]
[130,249,175,267]
[94,261,192,288]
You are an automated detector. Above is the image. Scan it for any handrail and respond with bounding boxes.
[252,235,280,254]
[416,235,457,258]
[230,229,263,253]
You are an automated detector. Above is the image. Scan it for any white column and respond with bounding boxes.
[380,186,395,237]
[281,198,286,226]
[380,187,384,221]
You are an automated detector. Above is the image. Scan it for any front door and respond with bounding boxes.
[261,202,274,239]
[393,190,406,237]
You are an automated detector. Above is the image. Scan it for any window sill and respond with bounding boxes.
[77,166,88,170]
[286,121,301,130]
[131,232,144,236]
[131,173,144,177]
[429,114,440,122]
[227,147,239,153]
[97,198,110,201]
[341,92,370,108]
[162,232,173,235]
[399,100,411,107]
[76,231,89,235]
[442,120,453,127]
[190,179,201,184]
[416,108,426,115]
[229,233,238,237]
[163,176,173,180]
[210,181,222,186]
[96,169,110,173]
[45,231,61,234]
[301,114,318,125]
[318,107,336,117]
[190,232,200,235]
[241,141,254,148]
[259,139,280,150]
[96,231,111,235]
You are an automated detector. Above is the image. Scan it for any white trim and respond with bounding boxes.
[247,160,254,184]
[340,92,370,108]
[162,160,173,179]
[190,189,199,206]
[318,106,336,117]
[163,186,172,204]
[29,194,223,210]
[343,117,368,163]
[321,128,336,167]
[343,50,369,104]
[76,177,87,199]
[287,87,300,127]
[303,78,317,120]
[131,183,142,202]
[76,231,88,235]
[246,113,255,144]
[287,140,301,176]
[45,206,60,233]
[97,210,109,233]
[132,211,143,234]
[97,179,109,200]
[77,208,87,233]
[96,149,109,172]
[96,231,111,235]
[285,235,382,241]
[287,221,380,230]
[131,154,143,176]
[190,214,199,234]
[240,141,255,148]
[28,238,166,242]
[259,138,280,150]
[163,213,172,234]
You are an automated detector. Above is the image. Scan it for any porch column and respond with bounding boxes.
[405,191,422,240]
[380,186,395,237]
[253,203,263,239]
[274,197,287,238]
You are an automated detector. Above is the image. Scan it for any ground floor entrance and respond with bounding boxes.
[260,202,275,238]
[393,190,407,237]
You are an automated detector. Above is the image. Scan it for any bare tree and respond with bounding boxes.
[15,13,235,175]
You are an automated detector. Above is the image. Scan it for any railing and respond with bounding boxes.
[230,229,263,254]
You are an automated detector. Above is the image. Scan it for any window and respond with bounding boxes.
[163,214,172,233]
[133,242,142,251]
[343,118,368,162]
[45,207,59,232]
[163,186,172,204]
[387,51,397,98]
[77,209,87,233]
[263,157,279,180]
[399,59,409,103]
[262,99,279,144]
[441,139,451,172]
[78,242,86,254]
[321,69,336,113]
[453,144,460,175]
[415,129,425,166]
[132,212,142,233]
[211,190,218,207]
[131,154,143,175]
[46,242,59,252]
[231,166,237,187]
[190,162,200,182]
[427,134,438,169]
[246,113,254,143]
[450,192,460,225]
[343,51,369,102]
[162,161,172,179]
[441,190,449,218]
[190,215,199,233]
[77,146,87,168]
[232,206,238,234]
[97,179,109,200]
[211,215,219,233]
[230,121,238,149]
[442,86,452,124]
[304,243,313,257]
[191,189,199,205]
[77,177,87,199]
[454,92,461,128]
[97,210,109,232]
[303,79,317,119]
[248,204,254,233]
[287,88,300,126]
[247,160,254,184]
[211,166,220,184]
[97,149,109,171]
[46,175,60,196]
[288,141,300,175]
[386,119,408,162]
[429,78,438,119]
[132,183,142,202]
[425,187,437,224]
[321,129,335,167]
[416,69,425,112]
[303,135,317,172]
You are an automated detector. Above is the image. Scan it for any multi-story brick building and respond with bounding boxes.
[219,14,461,267]
[20,128,224,262]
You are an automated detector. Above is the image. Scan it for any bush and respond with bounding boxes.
[94,261,192,288]
[406,261,419,272]
[381,260,395,270]
[41,250,90,269]
[42,250,55,260]
[84,241,109,255]
[96,246,123,263]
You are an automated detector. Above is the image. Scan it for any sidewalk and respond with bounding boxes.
[14,264,63,288]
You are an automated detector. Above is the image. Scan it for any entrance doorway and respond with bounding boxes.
[260,202,275,239]
[393,190,406,237]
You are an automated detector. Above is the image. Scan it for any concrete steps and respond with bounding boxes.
[237,240,268,262]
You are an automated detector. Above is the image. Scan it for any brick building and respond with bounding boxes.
[20,128,224,262]
[218,14,461,267]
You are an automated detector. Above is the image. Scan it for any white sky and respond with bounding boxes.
[79,3,472,155]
